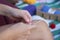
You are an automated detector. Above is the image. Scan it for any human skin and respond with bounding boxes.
[0,20,53,40]
[0,4,32,23]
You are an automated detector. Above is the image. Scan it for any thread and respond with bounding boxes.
[41,5,60,14]
[23,5,36,16]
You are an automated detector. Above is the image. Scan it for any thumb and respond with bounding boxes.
[9,23,36,33]
[23,15,30,23]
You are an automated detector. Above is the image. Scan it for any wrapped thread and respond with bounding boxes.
[23,0,36,4]
[40,5,60,14]
[23,5,36,16]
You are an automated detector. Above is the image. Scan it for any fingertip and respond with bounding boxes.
[26,19,30,23]
[23,16,30,23]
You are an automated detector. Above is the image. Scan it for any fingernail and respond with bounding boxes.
[27,21,32,24]
[26,19,30,23]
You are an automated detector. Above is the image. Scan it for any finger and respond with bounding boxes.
[23,14,30,23]
[24,11,32,23]
[25,11,32,19]
[27,12,32,21]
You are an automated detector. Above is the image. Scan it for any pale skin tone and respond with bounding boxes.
[0,21,53,40]
[0,4,32,23]
[0,0,53,40]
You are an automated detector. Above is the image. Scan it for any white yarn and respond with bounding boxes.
[32,15,49,26]
[48,8,56,14]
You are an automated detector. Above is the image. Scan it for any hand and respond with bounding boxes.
[0,22,35,40]
[0,4,32,23]
[10,8,32,23]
